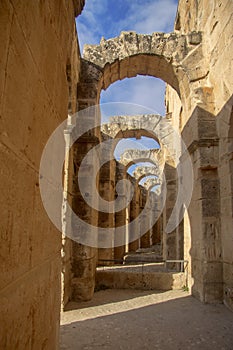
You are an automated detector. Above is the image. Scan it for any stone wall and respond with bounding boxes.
[175,0,232,115]
[168,0,233,308]
[0,0,84,348]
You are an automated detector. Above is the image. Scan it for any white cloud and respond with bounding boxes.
[100,76,166,119]
[112,0,178,35]
[76,0,109,51]
[76,21,98,51]
[77,0,178,52]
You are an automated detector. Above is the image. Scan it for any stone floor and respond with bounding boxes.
[60,289,233,350]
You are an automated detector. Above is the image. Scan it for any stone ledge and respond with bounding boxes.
[96,264,186,291]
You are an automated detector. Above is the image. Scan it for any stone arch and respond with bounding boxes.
[119,148,164,171]
[101,114,161,146]
[84,32,189,94]
[101,114,179,168]
[142,177,161,191]
[82,30,205,115]
[133,166,160,183]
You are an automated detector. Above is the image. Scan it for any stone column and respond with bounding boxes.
[128,178,140,252]
[217,99,233,310]
[163,163,178,267]
[70,61,102,301]
[71,133,99,301]
[114,163,127,261]
[140,187,151,248]
[148,191,155,247]
[182,106,222,303]
[97,152,115,265]
[150,192,161,245]
[61,118,75,307]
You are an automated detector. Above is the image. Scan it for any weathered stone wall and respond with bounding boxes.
[218,100,233,310]
[0,0,83,348]
[175,0,232,114]
[168,0,233,307]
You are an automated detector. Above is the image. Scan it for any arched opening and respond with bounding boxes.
[139,174,159,186]
[93,49,191,268]
[73,29,193,302]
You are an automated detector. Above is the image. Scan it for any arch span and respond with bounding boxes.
[142,177,161,192]
[101,114,177,163]
[133,165,160,183]
[83,31,201,96]
[119,148,165,171]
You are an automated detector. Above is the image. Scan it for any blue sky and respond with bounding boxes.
[76,0,178,115]
[76,0,178,51]
[114,136,159,161]
[76,0,178,171]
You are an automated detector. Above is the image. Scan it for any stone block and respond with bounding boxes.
[0,255,61,349]
[96,266,185,291]
[203,262,223,283]
[188,31,202,45]
[201,178,219,199]
[203,282,223,303]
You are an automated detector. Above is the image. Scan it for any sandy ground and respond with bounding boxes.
[60,289,233,350]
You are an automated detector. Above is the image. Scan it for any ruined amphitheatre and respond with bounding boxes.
[0,0,233,349]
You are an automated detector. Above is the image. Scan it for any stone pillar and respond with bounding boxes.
[98,153,115,265]
[129,178,140,252]
[71,134,99,301]
[152,218,162,245]
[140,187,151,248]
[114,163,127,261]
[150,192,161,245]
[62,119,75,307]
[70,60,102,301]
[182,106,222,303]
[76,60,102,138]
[163,163,178,266]
[177,214,184,261]
[148,192,155,247]
[217,99,233,310]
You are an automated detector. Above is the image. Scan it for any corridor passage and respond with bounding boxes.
[60,289,233,350]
